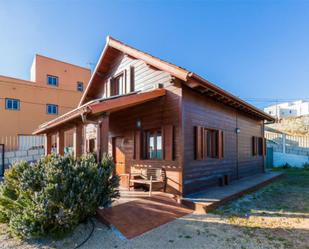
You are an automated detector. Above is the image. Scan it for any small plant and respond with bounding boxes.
[281,163,291,169]
[302,162,309,170]
[0,153,119,238]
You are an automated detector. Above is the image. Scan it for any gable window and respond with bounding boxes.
[195,126,224,160]
[144,129,162,160]
[110,73,123,96]
[47,75,58,86]
[46,104,58,115]
[77,82,84,92]
[5,98,20,110]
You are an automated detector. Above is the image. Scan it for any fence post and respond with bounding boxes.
[282,134,286,154]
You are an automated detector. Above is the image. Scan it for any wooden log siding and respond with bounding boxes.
[183,86,264,195]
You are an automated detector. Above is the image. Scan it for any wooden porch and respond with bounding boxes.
[36,88,183,195]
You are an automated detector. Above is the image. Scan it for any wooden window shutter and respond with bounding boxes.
[134,130,141,160]
[262,138,266,156]
[163,125,174,161]
[252,136,257,156]
[195,126,204,160]
[108,77,113,97]
[218,130,224,159]
[130,66,135,92]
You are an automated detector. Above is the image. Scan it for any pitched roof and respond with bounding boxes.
[79,36,274,122]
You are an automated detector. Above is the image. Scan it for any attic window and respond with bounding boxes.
[110,73,124,96]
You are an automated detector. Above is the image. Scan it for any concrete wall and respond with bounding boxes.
[4,148,45,169]
[266,131,309,167]
[273,152,309,168]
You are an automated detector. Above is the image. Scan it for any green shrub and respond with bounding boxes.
[303,162,309,170]
[0,153,119,238]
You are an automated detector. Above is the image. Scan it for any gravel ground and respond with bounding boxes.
[1,169,308,249]
[1,212,308,249]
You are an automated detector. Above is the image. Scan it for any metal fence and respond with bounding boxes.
[0,135,45,152]
[265,131,309,155]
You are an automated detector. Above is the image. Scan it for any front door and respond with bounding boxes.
[113,137,126,175]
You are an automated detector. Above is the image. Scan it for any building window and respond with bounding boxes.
[5,98,20,110]
[47,75,58,86]
[110,73,123,96]
[195,126,224,160]
[144,129,162,160]
[252,136,265,156]
[46,104,58,115]
[77,82,84,92]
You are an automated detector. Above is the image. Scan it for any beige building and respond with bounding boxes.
[0,54,91,140]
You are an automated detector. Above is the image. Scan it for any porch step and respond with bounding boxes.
[181,171,283,214]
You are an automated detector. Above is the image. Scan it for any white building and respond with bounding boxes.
[264,100,309,119]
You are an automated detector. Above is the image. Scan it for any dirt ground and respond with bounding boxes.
[0,168,308,249]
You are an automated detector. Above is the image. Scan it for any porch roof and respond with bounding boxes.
[33,88,166,134]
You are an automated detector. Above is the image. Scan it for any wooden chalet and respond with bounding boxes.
[34,36,274,196]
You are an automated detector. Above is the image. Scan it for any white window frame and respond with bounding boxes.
[46,104,58,115]
[5,98,20,111]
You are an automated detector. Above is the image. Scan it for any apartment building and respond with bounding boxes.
[264,100,309,119]
[0,54,91,138]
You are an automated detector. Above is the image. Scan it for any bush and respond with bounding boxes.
[303,162,309,170]
[0,153,119,238]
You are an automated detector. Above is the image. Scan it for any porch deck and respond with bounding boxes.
[181,171,283,214]
[96,190,192,239]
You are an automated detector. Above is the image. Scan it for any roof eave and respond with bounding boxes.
[188,73,275,122]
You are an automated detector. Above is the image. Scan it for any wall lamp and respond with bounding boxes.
[235,128,241,134]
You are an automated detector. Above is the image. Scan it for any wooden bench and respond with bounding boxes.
[129,168,167,196]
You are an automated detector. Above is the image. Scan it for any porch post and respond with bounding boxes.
[44,133,52,155]
[83,125,88,154]
[73,124,83,158]
[96,114,109,162]
[56,130,65,155]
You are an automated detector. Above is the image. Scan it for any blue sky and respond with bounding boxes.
[0,0,309,108]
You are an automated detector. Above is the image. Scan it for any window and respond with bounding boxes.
[144,129,162,160]
[46,104,58,115]
[5,98,20,110]
[252,136,265,156]
[77,82,84,92]
[110,74,123,96]
[195,126,224,160]
[47,75,58,86]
